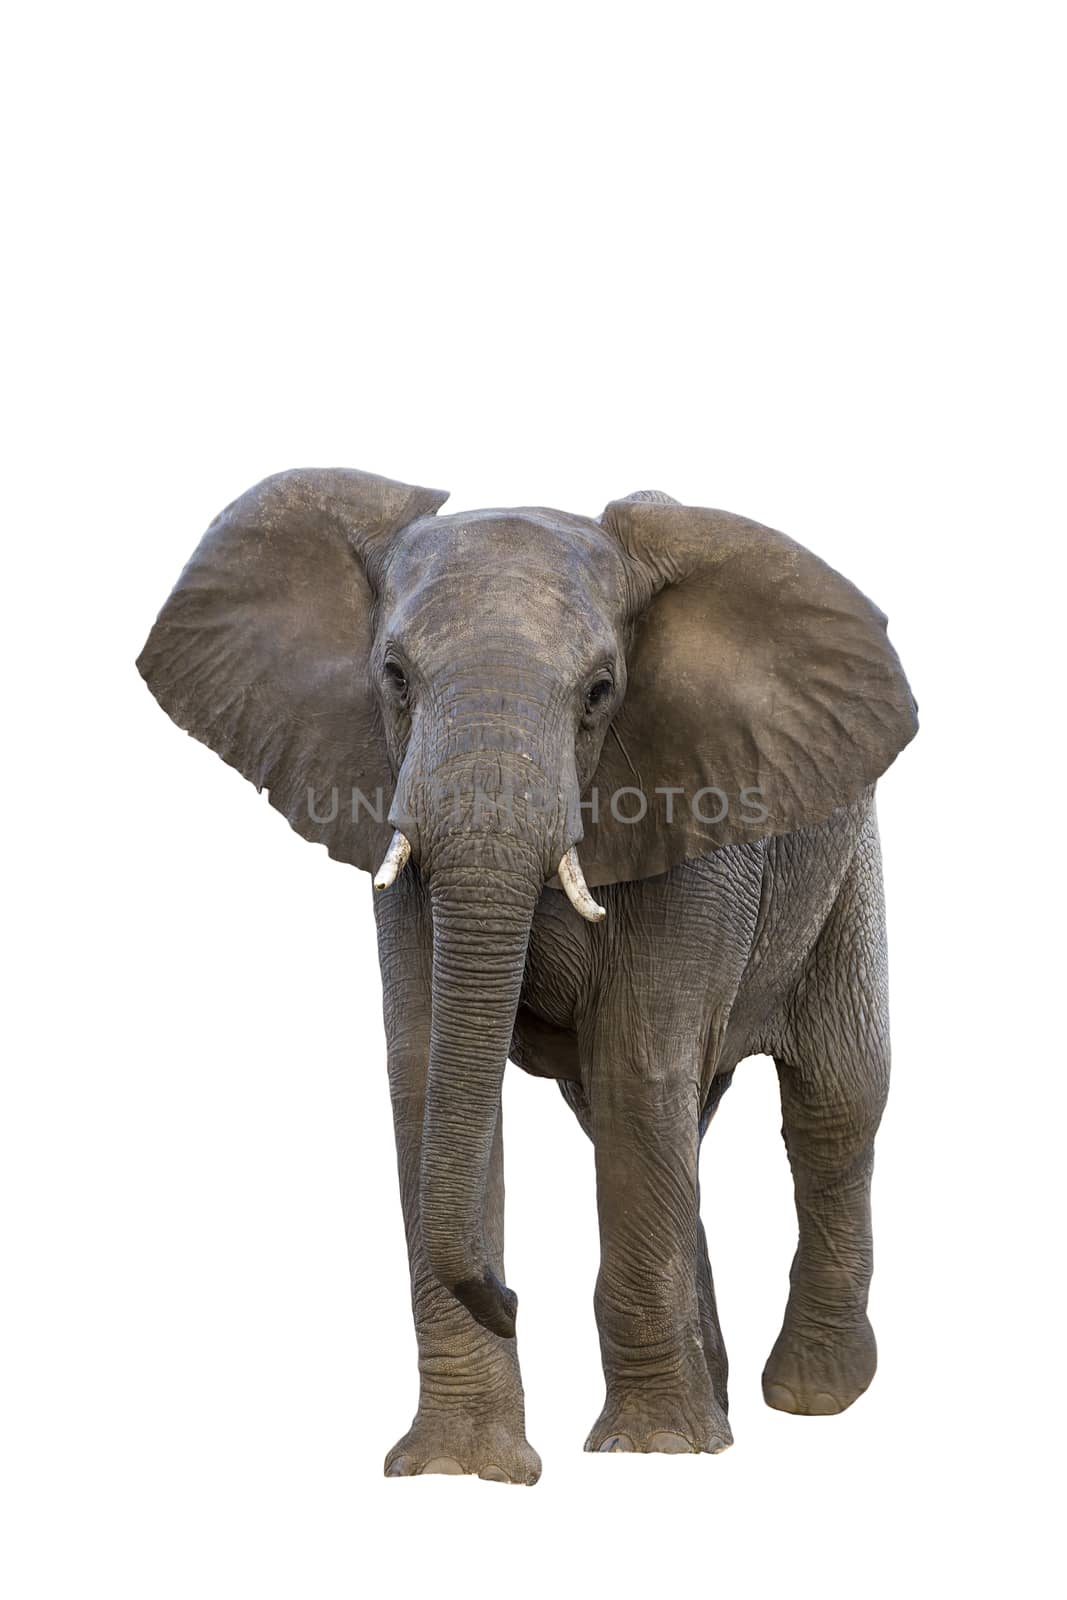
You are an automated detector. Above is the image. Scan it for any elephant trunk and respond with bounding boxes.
[391,679,584,1338]
[419,850,541,1338]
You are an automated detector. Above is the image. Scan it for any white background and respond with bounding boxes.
[4,3,1063,1596]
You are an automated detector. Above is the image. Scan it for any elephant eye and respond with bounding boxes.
[583,674,614,715]
[383,660,408,699]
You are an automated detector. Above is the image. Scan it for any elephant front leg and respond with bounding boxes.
[583,1041,731,1455]
[386,1084,539,1482]
[375,883,540,1484]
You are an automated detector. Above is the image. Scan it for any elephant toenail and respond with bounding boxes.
[764,1382,800,1413]
[809,1392,841,1414]
[478,1464,510,1482]
[421,1456,466,1474]
[649,1432,694,1453]
[599,1434,635,1452]
[385,1455,414,1476]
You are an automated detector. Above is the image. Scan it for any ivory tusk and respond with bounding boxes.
[373,830,412,891]
[558,846,606,923]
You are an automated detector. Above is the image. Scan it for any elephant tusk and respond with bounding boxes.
[558,846,606,923]
[373,830,412,891]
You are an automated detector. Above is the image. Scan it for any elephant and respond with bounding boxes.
[137,468,917,1484]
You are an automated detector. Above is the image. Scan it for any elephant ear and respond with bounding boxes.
[137,468,448,872]
[582,497,917,886]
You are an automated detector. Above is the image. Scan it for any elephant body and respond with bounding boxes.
[138,468,915,1482]
[515,793,878,1103]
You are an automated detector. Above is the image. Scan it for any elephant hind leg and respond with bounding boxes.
[557,1074,592,1135]
[695,1067,735,1405]
[696,1214,729,1408]
[763,811,889,1417]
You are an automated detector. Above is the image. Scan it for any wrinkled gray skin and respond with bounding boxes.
[138,471,916,1484]
[377,800,888,1482]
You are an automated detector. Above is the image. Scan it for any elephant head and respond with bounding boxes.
[138,468,916,1337]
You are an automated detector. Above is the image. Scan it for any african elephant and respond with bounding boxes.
[137,469,917,1484]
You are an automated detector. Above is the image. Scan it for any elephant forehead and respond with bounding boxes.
[383,509,629,637]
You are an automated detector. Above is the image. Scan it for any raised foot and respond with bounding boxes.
[385,1410,541,1485]
[762,1313,877,1416]
[585,1391,732,1456]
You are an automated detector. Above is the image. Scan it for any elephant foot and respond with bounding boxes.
[585,1382,732,1456]
[385,1409,541,1484]
[762,1311,877,1416]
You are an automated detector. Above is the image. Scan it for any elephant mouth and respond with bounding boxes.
[373,829,606,922]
